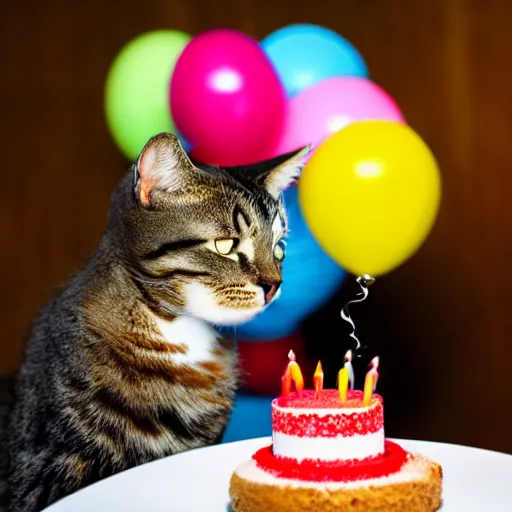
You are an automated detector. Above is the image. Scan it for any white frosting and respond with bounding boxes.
[272,428,385,462]
[271,398,383,462]
[234,455,430,490]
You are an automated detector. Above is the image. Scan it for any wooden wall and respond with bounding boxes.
[1,0,511,453]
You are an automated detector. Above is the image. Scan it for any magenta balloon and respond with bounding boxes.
[170,29,287,166]
[272,76,405,156]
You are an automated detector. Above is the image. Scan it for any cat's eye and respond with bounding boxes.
[274,240,286,262]
[214,238,237,255]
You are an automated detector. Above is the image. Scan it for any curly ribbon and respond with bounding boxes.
[340,274,375,354]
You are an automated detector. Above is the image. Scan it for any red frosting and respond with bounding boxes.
[253,440,409,483]
[274,389,379,409]
[272,390,384,438]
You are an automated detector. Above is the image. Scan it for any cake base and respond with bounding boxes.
[230,454,442,512]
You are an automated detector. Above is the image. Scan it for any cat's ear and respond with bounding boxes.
[134,133,195,206]
[263,146,311,199]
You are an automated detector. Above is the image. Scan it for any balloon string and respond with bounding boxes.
[340,274,375,353]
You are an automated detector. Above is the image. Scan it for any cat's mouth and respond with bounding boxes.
[182,281,266,325]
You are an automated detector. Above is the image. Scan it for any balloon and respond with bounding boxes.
[236,185,346,340]
[105,30,191,161]
[261,24,368,98]
[273,77,405,156]
[170,29,286,166]
[298,121,441,277]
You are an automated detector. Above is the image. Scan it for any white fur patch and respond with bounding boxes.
[183,281,264,325]
[153,314,217,365]
[237,237,255,262]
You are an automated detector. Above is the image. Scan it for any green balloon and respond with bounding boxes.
[104,30,191,161]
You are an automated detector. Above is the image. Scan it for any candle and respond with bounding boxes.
[313,361,324,399]
[337,365,349,402]
[345,350,355,390]
[281,350,305,395]
[337,350,353,402]
[363,356,380,406]
[281,371,292,396]
[287,350,305,392]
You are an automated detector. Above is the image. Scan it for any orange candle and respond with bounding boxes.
[281,371,292,395]
[313,361,324,399]
[363,356,380,406]
[281,350,304,395]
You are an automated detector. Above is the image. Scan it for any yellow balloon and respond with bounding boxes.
[298,120,441,276]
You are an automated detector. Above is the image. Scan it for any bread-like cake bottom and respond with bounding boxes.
[230,454,442,512]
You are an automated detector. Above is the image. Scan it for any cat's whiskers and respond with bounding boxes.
[182,281,264,325]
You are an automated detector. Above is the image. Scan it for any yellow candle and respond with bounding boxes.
[363,356,380,406]
[363,372,375,405]
[338,367,349,402]
[337,350,354,402]
[314,361,324,399]
[289,361,304,392]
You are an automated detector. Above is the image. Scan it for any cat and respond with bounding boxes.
[0,378,14,510]
[3,133,309,512]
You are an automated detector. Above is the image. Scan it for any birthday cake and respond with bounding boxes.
[229,358,442,511]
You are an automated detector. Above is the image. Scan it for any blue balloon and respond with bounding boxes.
[235,185,346,340]
[261,24,368,98]
[223,393,273,443]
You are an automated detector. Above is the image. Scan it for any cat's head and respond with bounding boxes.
[117,133,310,326]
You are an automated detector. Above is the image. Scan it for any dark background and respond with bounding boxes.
[1,0,511,453]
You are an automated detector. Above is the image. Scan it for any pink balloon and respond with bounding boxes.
[272,77,405,156]
[170,30,287,166]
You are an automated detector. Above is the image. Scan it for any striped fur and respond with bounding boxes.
[4,134,309,511]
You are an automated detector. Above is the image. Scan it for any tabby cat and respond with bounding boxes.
[3,133,309,511]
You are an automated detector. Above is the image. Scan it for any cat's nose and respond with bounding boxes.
[260,281,281,304]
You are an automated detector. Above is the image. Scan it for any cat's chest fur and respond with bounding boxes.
[152,314,218,365]
[119,313,236,456]
[76,276,238,459]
